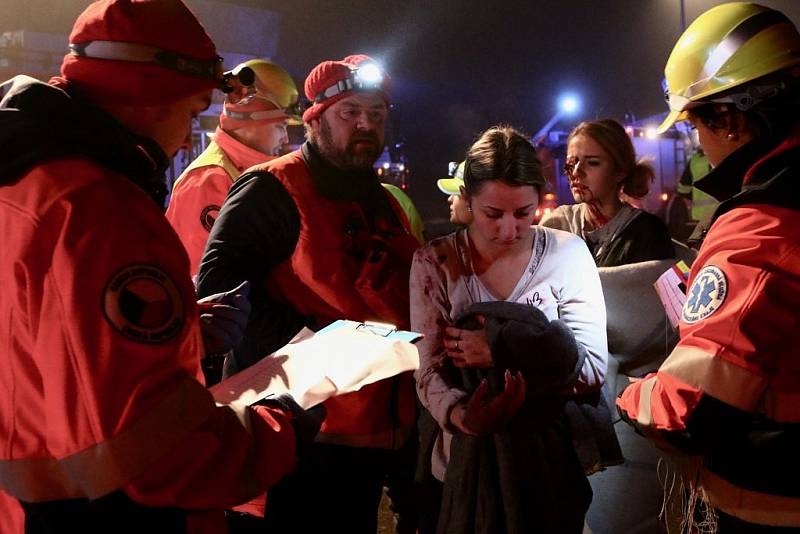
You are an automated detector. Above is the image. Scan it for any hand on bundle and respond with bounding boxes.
[444,315,492,368]
[449,370,526,436]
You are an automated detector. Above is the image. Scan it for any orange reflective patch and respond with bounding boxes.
[661,345,766,415]
[0,376,216,501]
[702,469,800,527]
[636,376,658,428]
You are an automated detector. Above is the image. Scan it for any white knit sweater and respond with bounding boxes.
[410,225,608,480]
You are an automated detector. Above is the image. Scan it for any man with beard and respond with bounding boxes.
[196,55,420,533]
[167,59,302,281]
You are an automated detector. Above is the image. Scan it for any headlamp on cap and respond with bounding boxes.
[314,62,385,103]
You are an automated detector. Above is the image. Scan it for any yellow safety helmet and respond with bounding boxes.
[658,2,800,133]
[227,59,302,125]
[437,161,465,195]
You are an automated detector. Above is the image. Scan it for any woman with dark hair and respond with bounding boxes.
[411,126,610,533]
[540,119,675,267]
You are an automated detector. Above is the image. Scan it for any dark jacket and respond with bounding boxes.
[0,75,169,204]
[593,209,674,267]
[430,301,613,534]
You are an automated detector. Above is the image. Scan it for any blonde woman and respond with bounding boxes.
[540,119,674,267]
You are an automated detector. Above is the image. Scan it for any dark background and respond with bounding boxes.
[233,0,800,220]
[3,0,800,220]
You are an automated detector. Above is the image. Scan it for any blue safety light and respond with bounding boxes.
[559,94,581,115]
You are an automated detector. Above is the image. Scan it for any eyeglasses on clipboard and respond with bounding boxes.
[317,319,424,344]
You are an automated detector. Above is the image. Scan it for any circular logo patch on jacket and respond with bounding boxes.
[200,204,221,231]
[682,265,728,324]
[103,264,185,344]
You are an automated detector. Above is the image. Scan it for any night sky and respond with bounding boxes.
[3,0,799,220]
[231,0,800,220]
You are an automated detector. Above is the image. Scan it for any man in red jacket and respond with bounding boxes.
[0,1,320,533]
[197,54,421,533]
[166,59,302,279]
[617,3,800,531]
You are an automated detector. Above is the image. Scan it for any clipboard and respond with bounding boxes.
[209,320,420,409]
[317,319,424,343]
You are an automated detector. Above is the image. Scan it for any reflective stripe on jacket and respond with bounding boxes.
[0,156,297,533]
[617,133,800,526]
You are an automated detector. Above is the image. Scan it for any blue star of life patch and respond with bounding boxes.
[682,265,727,324]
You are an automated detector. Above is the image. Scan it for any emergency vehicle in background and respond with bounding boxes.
[374,104,411,190]
[374,143,410,190]
[534,120,693,238]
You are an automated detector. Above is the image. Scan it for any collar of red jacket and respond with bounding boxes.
[694,134,782,203]
[744,124,800,185]
[213,127,274,173]
[0,75,169,206]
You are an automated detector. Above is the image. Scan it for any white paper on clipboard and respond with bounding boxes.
[209,321,421,409]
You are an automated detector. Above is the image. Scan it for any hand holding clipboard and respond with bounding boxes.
[210,320,422,409]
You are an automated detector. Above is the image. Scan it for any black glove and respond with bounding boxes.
[259,393,326,458]
[197,280,251,356]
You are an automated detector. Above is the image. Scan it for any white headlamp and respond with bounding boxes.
[314,62,385,103]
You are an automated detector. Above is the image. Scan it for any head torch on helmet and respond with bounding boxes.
[222,60,303,124]
[314,62,386,103]
[220,64,255,94]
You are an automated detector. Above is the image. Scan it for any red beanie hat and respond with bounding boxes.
[302,54,389,123]
[60,0,221,106]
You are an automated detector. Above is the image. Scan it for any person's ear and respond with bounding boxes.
[727,110,755,142]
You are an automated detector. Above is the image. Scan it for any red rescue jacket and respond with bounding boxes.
[255,150,419,449]
[0,156,297,533]
[617,132,800,526]
[166,128,273,278]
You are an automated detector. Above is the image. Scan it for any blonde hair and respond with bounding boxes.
[568,119,654,199]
